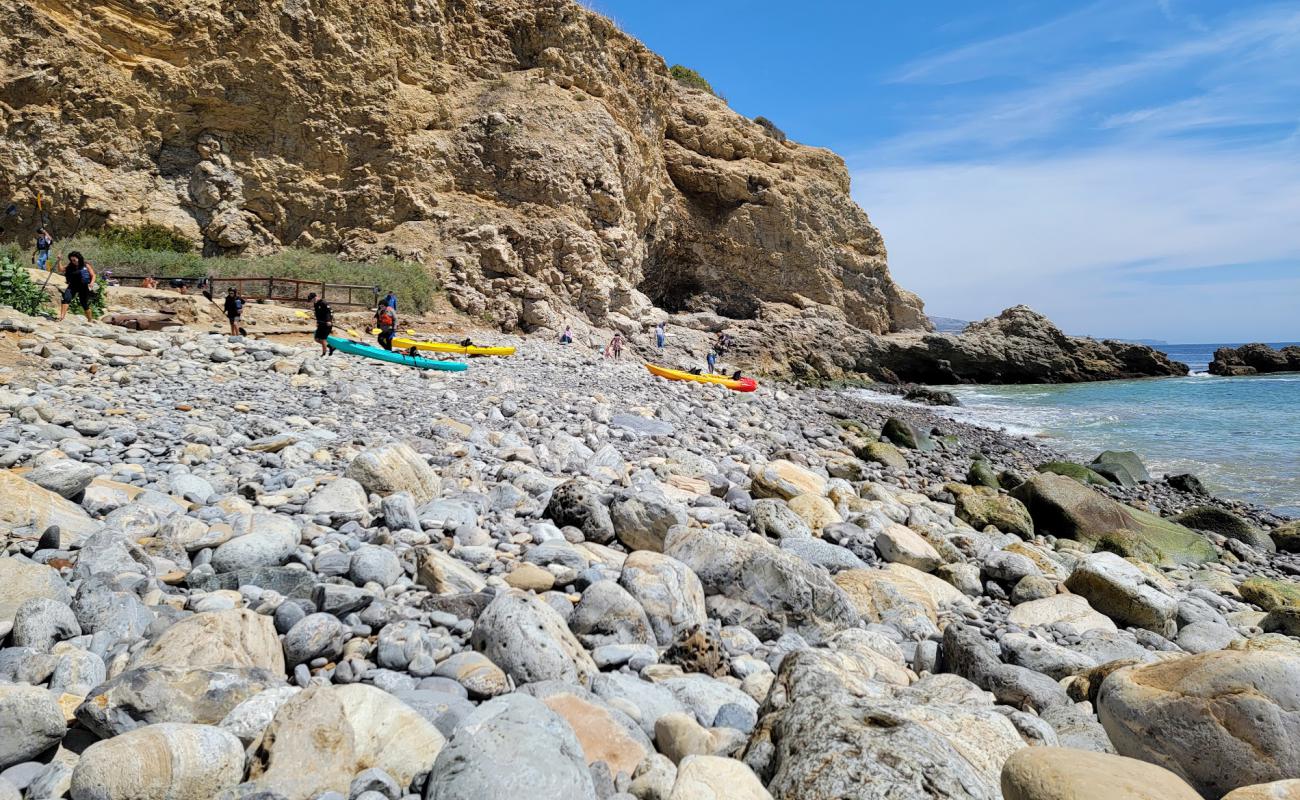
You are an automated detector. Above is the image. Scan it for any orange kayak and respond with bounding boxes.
[645,363,757,392]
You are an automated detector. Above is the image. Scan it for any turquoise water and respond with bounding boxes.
[936,343,1299,517]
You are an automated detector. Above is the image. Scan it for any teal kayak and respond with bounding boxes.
[326,337,468,372]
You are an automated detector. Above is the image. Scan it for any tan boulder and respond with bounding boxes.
[0,558,70,631]
[1223,780,1300,800]
[70,723,245,800]
[505,562,555,592]
[415,546,487,595]
[1098,650,1300,797]
[130,608,284,674]
[344,442,440,502]
[1000,746,1200,800]
[1007,594,1117,636]
[250,684,444,800]
[669,755,773,800]
[0,470,100,542]
[542,692,647,780]
[750,460,826,500]
[786,493,841,532]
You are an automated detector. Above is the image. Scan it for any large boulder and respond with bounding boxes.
[569,580,656,648]
[750,460,827,500]
[1089,451,1151,487]
[670,755,772,800]
[948,484,1033,538]
[0,470,100,541]
[76,665,284,738]
[471,590,597,687]
[665,527,859,643]
[610,488,689,552]
[129,608,285,674]
[618,551,707,647]
[1012,474,1215,566]
[345,442,441,502]
[1006,594,1117,636]
[834,563,963,638]
[1064,553,1178,636]
[0,684,66,769]
[0,558,70,633]
[1172,506,1274,552]
[544,479,615,544]
[250,683,445,799]
[1222,781,1300,800]
[70,723,244,800]
[1239,577,1300,613]
[745,638,1026,799]
[424,693,596,800]
[1000,746,1200,800]
[1098,650,1300,797]
[209,514,301,573]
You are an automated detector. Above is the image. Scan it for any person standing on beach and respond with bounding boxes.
[307,292,333,356]
[223,287,245,336]
[706,349,718,374]
[57,251,96,322]
[376,303,396,351]
[655,321,666,349]
[604,332,623,359]
[32,228,54,271]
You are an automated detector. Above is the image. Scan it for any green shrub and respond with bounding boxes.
[67,276,108,317]
[669,64,715,95]
[754,116,787,142]
[0,254,50,316]
[57,235,441,315]
[95,223,195,253]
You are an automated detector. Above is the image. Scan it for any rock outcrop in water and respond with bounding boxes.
[1208,343,1300,376]
[0,0,926,338]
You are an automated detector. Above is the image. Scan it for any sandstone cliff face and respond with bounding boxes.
[0,0,926,334]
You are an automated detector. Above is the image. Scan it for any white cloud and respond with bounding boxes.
[853,144,1300,341]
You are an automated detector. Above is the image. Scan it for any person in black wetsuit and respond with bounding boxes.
[223,288,245,336]
[307,292,333,356]
[57,251,96,322]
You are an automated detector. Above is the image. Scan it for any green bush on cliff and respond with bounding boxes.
[0,254,50,315]
[96,224,194,253]
[754,115,787,142]
[669,64,714,95]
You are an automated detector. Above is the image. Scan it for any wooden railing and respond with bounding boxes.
[111,275,378,307]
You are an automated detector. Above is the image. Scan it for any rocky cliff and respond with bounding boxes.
[0,0,927,335]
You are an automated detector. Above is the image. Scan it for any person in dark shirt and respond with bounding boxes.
[223,288,245,336]
[57,251,96,322]
[375,303,396,351]
[32,228,53,271]
[307,292,333,356]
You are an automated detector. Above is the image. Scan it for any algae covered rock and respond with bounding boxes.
[1035,461,1114,487]
[1011,474,1215,566]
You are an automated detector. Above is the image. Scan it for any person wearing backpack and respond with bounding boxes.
[307,292,334,356]
[32,228,54,271]
[56,251,97,322]
[375,303,396,351]
[223,287,245,336]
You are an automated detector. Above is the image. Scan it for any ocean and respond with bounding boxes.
[908,342,1300,517]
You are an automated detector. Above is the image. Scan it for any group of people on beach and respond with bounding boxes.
[26,226,742,377]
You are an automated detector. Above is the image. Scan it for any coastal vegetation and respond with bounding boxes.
[0,230,441,313]
[669,63,714,94]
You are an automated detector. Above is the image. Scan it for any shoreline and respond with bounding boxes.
[2,308,1299,799]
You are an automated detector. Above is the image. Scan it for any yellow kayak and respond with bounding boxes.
[370,330,515,357]
[645,363,757,392]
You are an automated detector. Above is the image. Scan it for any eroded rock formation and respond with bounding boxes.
[0,0,926,334]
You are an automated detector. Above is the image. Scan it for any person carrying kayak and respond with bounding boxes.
[223,287,245,335]
[305,292,333,355]
[375,302,397,351]
[56,251,97,322]
[32,227,54,271]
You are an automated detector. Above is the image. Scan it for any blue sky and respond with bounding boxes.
[588,0,1300,342]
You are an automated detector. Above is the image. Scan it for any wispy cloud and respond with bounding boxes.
[856,2,1300,340]
[874,2,1300,161]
